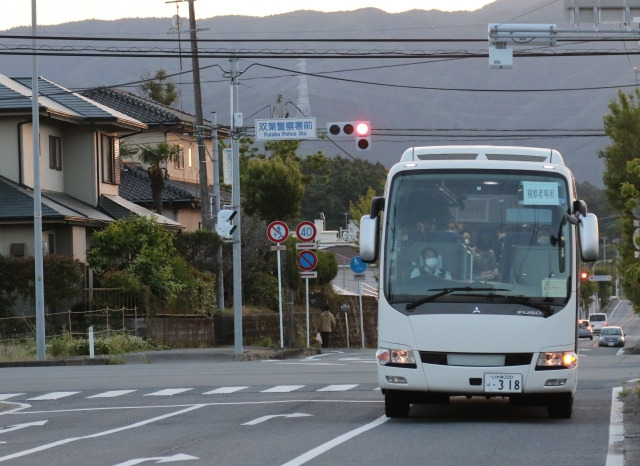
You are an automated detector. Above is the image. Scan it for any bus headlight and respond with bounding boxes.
[376,348,416,367]
[536,351,577,370]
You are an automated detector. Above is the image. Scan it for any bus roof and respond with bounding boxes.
[400,146,564,165]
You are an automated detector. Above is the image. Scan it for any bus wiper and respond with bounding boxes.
[406,287,508,311]
[486,293,554,318]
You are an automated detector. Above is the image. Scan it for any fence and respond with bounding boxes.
[0,288,142,346]
[0,289,379,349]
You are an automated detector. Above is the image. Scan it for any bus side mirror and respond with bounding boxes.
[359,214,379,263]
[578,212,599,262]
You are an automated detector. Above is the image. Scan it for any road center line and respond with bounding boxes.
[280,415,389,466]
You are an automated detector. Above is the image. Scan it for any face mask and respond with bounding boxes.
[425,258,438,269]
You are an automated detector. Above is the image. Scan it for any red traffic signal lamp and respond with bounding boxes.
[579,271,589,281]
[327,121,371,151]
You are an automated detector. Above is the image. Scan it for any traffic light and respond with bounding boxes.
[579,271,589,281]
[327,121,371,151]
[354,121,371,151]
[216,208,237,238]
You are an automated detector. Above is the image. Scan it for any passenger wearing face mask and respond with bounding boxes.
[410,247,452,279]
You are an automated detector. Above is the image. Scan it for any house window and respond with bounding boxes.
[174,145,185,169]
[49,135,62,170]
[101,134,120,184]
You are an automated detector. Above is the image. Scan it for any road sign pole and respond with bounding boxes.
[305,278,310,348]
[277,249,284,348]
[359,281,365,348]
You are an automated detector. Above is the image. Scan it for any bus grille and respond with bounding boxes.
[419,352,533,367]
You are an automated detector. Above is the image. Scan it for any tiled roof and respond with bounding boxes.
[0,176,107,223]
[99,194,183,230]
[119,163,198,203]
[0,176,183,229]
[80,87,208,128]
[0,74,145,129]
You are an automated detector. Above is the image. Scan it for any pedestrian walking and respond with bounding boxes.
[318,305,336,349]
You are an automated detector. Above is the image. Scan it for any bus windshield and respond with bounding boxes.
[384,170,572,306]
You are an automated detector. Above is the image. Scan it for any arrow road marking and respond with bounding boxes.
[0,421,48,435]
[113,453,199,465]
[242,413,312,426]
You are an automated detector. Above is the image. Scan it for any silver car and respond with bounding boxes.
[578,320,593,340]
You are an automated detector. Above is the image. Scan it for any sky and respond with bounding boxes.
[2,1,495,31]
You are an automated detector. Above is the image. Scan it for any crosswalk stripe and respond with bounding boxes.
[203,386,249,394]
[28,391,80,401]
[87,390,137,398]
[144,388,193,396]
[317,384,359,392]
[0,393,25,400]
[260,385,305,393]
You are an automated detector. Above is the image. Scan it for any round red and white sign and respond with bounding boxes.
[267,221,289,243]
[296,221,316,242]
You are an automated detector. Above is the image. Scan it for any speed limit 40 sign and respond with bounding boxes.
[296,221,316,242]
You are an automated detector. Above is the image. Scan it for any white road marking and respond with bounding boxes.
[203,386,249,394]
[113,453,199,465]
[143,388,193,397]
[0,421,47,435]
[0,394,24,401]
[317,384,358,392]
[0,405,205,463]
[606,387,624,466]
[242,413,312,426]
[261,385,304,393]
[28,392,79,401]
[280,415,389,466]
[87,390,137,399]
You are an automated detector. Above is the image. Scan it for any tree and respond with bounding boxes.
[241,154,304,222]
[135,142,180,215]
[139,69,179,107]
[87,216,185,303]
[598,89,640,310]
[300,155,387,229]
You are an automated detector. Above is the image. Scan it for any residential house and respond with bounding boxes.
[0,74,182,267]
[81,87,230,231]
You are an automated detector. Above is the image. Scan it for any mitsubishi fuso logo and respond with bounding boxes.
[473,306,481,314]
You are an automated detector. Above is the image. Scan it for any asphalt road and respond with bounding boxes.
[0,304,638,465]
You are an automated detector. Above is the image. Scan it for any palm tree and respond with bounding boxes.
[136,142,180,215]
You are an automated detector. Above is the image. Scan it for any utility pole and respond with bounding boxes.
[184,0,211,230]
[211,111,224,311]
[31,0,46,360]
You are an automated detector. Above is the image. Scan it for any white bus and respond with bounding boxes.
[360,146,599,419]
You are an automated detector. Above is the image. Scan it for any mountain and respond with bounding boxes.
[0,0,630,186]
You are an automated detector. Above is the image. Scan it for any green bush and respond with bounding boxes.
[47,331,161,358]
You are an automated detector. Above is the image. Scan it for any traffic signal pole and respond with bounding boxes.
[230,57,243,355]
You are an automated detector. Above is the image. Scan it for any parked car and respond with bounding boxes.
[598,326,625,347]
[589,313,608,334]
[578,320,593,340]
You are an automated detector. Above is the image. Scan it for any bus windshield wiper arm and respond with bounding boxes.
[486,293,554,317]
[406,287,508,311]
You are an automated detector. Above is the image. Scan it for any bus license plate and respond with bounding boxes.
[484,373,522,393]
